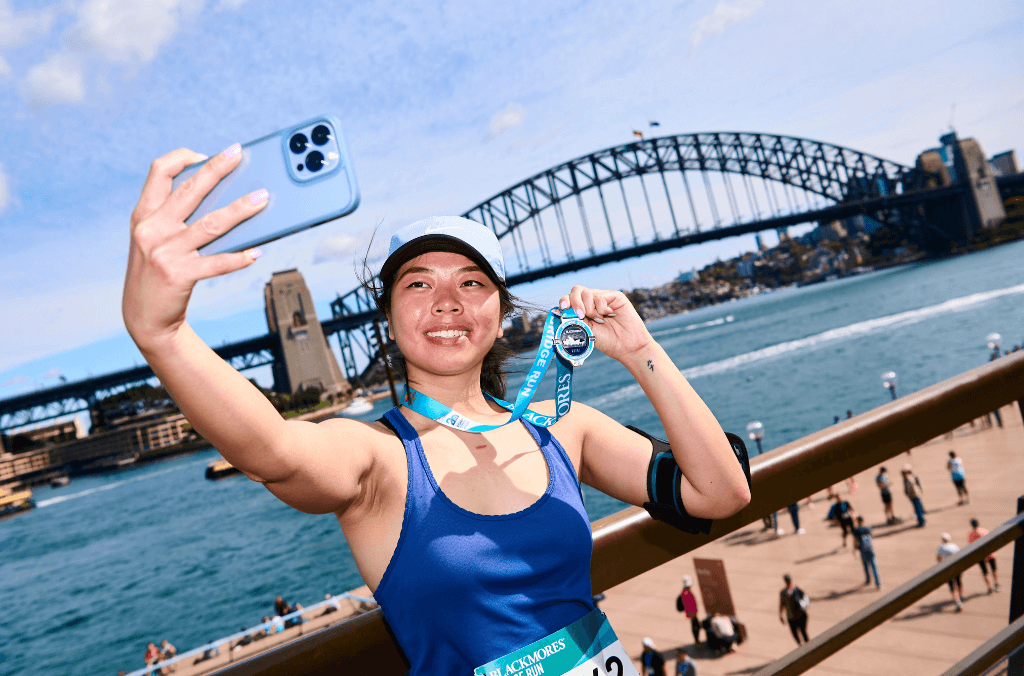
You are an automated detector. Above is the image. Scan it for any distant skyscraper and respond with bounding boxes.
[264,270,350,399]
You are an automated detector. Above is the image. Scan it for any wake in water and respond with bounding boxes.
[652,314,735,337]
[585,282,1024,409]
[35,458,209,508]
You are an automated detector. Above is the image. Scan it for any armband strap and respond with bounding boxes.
[627,427,752,535]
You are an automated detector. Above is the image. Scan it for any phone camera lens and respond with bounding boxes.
[289,133,308,154]
[311,125,331,146]
[305,151,324,172]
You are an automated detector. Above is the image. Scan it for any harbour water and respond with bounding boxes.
[2,239,1023,675]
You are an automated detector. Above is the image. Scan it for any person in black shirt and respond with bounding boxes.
[779,574,809,645]
[640,637,666,676]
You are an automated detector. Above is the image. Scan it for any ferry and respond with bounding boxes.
[205,457,241,480]
[339,397,374,417]
[0,485,36,519]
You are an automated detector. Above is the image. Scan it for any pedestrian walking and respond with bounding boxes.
[640,638,666,676]
[937,533,964,612]
[779,574,810,645]
[875,467,897,525]
[851,516,881,588]
[901,464,926,527]
[786,503,805,534]
[947,451,969,505]
[967,519,1001,593]
[675,648,697,676]
[676,576,702,645]
[826,494,857,547]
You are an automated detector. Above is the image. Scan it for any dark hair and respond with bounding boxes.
[360,237,527,400]
[783,574,792,584]
[880,466,886,472]
[970,518,979,528]
[857,515,864,522]
[949,451,956,458]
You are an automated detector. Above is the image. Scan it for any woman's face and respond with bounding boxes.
[388,250,503,379]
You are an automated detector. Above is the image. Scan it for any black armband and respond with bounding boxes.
[627,426,752,535]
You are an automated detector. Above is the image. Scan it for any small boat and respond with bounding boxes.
[50,475,70,488]
[0,486,36,519]
[206,457,241,480]
[339,397,373,417]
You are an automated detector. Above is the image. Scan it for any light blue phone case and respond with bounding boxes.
[171,115,360,256]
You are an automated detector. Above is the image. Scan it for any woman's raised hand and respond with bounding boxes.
[122,144,268,351]
[557,286,653,363]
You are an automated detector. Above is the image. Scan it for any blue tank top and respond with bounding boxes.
[375,407,595,676]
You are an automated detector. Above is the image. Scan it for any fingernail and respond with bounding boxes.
[223,143,242,159]
[248,248,262,260]
[592,316,605,324]
[575,307,585,318]
[196,153,209,161]
[249,189,269,205]
[559,299,569,309]
[605,312,616,317]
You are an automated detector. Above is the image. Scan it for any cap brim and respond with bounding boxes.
[379,235,502,287]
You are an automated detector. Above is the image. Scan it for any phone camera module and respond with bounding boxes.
[311,125,331,146]
[305,151,325,172]
[289,133,308,154]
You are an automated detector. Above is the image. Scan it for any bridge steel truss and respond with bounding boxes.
[0,335,279,432]
[328,132,927,378]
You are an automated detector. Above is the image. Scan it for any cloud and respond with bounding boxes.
[25,53,86,105]
[0,1,54,49]
[70,0,202,63]
[0,54,9,79]
[40,367,62,380]
[312,233,360,264]
[485,102,526,141]
[1,375,28,387]
[690,0,763,52]
[21,0,203,104]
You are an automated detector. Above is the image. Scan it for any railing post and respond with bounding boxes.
[1009,495,1024,676]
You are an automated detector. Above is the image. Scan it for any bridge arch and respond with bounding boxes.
[463,132,911,278]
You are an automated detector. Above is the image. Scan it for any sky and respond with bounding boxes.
[1,0,1022,408]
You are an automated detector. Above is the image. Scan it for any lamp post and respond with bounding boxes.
[881,371,898,401]
[986,332,1002,360]
[746,420,765,455]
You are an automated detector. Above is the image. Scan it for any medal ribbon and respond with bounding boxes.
[403,308,582,432]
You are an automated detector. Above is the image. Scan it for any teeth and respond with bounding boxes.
[427,330,469,338]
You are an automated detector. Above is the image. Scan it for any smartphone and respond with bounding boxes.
[172,115,360,255]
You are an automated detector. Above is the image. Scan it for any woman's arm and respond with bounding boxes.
[122,146,373,514]
[559,286,750,520]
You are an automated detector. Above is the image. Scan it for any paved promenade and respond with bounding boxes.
[605,403,1022,676]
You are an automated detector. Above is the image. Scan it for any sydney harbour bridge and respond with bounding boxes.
[2,131,1014,432]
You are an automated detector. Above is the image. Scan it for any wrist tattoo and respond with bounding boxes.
[646,359,654,372]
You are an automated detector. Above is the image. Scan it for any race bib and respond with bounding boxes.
[474,609,640,676]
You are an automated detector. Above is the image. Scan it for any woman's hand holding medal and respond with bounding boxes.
[556,286,653,365]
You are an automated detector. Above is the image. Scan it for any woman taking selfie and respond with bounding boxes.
[122,145,750,675]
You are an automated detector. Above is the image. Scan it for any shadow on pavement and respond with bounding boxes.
[893,591,989,621]
[727,664,776,675]
[795,548,840,564]
[813,583,882,602]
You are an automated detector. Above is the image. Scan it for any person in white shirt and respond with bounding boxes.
[937,533,963,612]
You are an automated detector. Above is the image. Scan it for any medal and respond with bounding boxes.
[403,305,594,432]
[554,308,595,367]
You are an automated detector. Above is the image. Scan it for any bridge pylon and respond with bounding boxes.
[264,270,351,401]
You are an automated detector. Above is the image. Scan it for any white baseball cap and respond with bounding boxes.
[379,216,506,286]
[642,637,656,649]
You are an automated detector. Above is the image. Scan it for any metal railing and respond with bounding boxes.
[211,350,1024,676]
[124,592,375,676]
